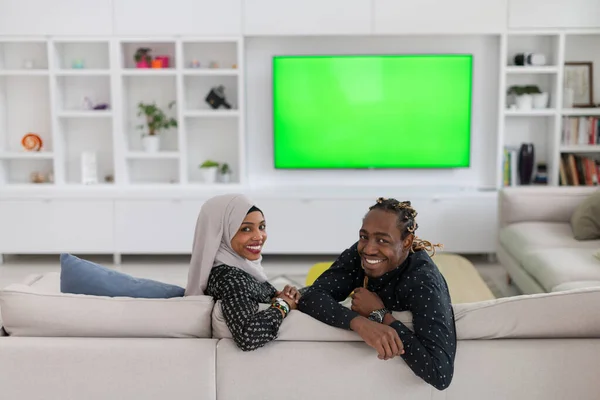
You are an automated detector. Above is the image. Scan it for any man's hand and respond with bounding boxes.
[350,317,404,360]
[351,287,385,317]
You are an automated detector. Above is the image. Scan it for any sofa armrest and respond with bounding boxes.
[499,187,598,228]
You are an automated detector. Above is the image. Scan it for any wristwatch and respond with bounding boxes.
[368,308,390,324]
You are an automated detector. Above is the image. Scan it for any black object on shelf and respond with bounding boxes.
[205,85,232,109]
[518,143,535,185]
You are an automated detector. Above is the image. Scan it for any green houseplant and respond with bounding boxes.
[134,48,152,68]
[199,160,220,184]
[137,101,177,152]
[219,163,232,183]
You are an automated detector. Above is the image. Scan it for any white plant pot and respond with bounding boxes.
[219,172,232,183]
[199,167,218,183]
[142,135,160,152]
[515,94,533,110]
[532,92,549,109]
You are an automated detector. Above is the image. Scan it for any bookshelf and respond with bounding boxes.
[0,36,244,187]
[499,30,600,188]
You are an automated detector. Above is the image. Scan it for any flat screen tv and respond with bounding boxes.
[272,54,473,169]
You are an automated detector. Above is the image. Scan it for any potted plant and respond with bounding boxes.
[134,48,152,68]
[526,85,549,109]
[199,160,219,183]
[136,101,178,152]
[219,163,232,183]
[508,85,533,110]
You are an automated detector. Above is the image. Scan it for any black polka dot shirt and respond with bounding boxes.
[298,243,457,391]
[206,264,282,352]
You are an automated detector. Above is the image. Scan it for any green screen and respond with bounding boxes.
[272,54,472,169]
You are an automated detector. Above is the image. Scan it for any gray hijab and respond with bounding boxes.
[185,193,268,296]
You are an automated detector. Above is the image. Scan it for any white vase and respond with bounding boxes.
[532,92,549,109]
[516,95,533,110]
[142,135,160,152]
[219,172,231,183]
[199,167,218,183]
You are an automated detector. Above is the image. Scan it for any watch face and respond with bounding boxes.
[369,311,383,323]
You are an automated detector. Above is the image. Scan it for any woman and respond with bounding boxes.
[186,193,301,351]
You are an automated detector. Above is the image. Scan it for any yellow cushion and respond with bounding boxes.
[305,262,333,286]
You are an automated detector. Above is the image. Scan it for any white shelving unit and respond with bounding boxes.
[0,36,244,188]
[499,30,600,188]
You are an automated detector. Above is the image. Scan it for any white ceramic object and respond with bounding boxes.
[532,92,549,109]
[219,172,231,183]
[199,167,218,183]
[142,135,160,152]
[81,151,98,184]
[516,94,533,110]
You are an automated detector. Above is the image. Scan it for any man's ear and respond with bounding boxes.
[403,234,414,251]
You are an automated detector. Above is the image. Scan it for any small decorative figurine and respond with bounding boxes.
[190,60,201,68]
[209,61,219,69]
[205,85,232,109]
[71,59,85,69]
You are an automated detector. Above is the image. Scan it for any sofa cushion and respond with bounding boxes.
[520,248,600,292]
[552,281,600,292]
[499,222,600,261]
[213,287,600,342]
[60,253,185,298]
[453,286,600,339]
[0,272,213,338]
[571,191,600,240]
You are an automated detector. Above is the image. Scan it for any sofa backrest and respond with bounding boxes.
[213,286,600,342]
[499,187,597,228]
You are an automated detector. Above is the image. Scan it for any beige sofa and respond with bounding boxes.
[2,272,600,399]
[498,187,600,294]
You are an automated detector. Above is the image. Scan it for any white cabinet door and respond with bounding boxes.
[0,200,114,253]
[0,0,113,35]
[243,0,372,35]
[256,199,371,254]
[373,0,507,34]
[509,0,600,29]
[427,194,498,254]
[114,200,204,254]
[113,0,242,35]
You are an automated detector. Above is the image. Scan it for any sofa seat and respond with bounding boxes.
[520,248,600,292]
[499,222,600,261]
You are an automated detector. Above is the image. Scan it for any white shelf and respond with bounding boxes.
[182,69,239,76]
[0,70,48,76]
[57,110,113,118]
[560,145,600,153]
[504,109,557,116]
[0,151,54,159]
[55,69,110,76]
[562,108,600,116]
[506,66,558,74]
[184,110,239,118]
[121,69,177,76]
[126,151,180,159]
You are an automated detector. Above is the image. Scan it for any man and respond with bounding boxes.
[298,197,456,390]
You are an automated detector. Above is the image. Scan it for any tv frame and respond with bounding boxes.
[271,53,474,170]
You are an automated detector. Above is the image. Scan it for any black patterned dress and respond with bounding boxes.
[206,264,283,351]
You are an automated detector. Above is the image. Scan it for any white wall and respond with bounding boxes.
[245,35,500,189]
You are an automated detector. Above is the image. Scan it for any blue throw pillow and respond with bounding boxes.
[60,253,185,299]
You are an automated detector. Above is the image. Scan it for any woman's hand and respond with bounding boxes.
[282,284,301,304]
[273,285,301,311]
